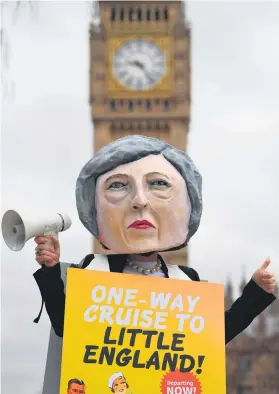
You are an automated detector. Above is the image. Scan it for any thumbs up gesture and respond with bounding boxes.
[252,258,276,294]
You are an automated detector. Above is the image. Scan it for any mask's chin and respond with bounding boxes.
[139,251,156,257]
[100,242,156,257]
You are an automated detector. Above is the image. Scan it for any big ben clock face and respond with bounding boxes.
[112,39,166,91]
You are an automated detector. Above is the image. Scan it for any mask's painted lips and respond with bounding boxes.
[128,220,156,229]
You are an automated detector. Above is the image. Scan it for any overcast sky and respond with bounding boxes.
[1,1,279,393]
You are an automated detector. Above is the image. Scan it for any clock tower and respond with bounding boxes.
[90,0,191,266]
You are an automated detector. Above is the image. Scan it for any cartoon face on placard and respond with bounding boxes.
[76,135,202,254]
[95,154,190,253]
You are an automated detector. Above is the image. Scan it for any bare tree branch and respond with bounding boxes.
[1,1,35,99]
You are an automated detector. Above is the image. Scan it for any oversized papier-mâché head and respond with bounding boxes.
[76,135,202,254]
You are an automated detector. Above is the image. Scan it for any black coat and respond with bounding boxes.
[33,254,276,344]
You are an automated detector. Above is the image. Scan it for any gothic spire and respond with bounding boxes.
[225,277,234,309]
[239,265,246,294]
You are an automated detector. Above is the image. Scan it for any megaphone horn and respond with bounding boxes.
[1,210,72,251]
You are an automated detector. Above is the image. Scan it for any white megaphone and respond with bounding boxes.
[1,209,72,251]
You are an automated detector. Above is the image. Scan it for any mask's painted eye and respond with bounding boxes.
[149,180,171,188]
[108,181,127,189]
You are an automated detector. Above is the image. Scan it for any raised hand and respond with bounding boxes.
[252,258,276,294]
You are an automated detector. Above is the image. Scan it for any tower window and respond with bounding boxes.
[146,100,151,110]
[110,8,116,22]
[164,7,168,21]
[146,9,151,21]
[237,356,252,375]
[163,100,169,111]
[109,101,116,111]
[155,8,160,21]
[129,7,134,21]
[120,8,124,21]
[163,123,169,131]
[137,8,142,21]
[128,101,134,112]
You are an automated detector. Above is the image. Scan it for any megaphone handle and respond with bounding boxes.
[41,231,58,269]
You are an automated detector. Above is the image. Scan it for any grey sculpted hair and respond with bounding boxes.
[76,135,202,251]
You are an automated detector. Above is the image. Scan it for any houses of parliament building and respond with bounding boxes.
[89,1,279,393]
[225,277,279,394]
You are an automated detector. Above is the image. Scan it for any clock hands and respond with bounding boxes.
[129,60,145,70]
[128,60,157,83]
[114,40,166,91]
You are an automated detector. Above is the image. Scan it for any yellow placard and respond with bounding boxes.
[60,269,226,394]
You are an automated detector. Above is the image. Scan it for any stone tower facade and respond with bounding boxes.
[89,1,192,266]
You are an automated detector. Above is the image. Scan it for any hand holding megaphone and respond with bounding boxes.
[1,210,71,267]
[34,235,60,268]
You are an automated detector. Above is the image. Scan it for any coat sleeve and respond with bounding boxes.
[179,266,276,344]
[33,264,66,337]
[33,254,95,338]
[225,279,276,344]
